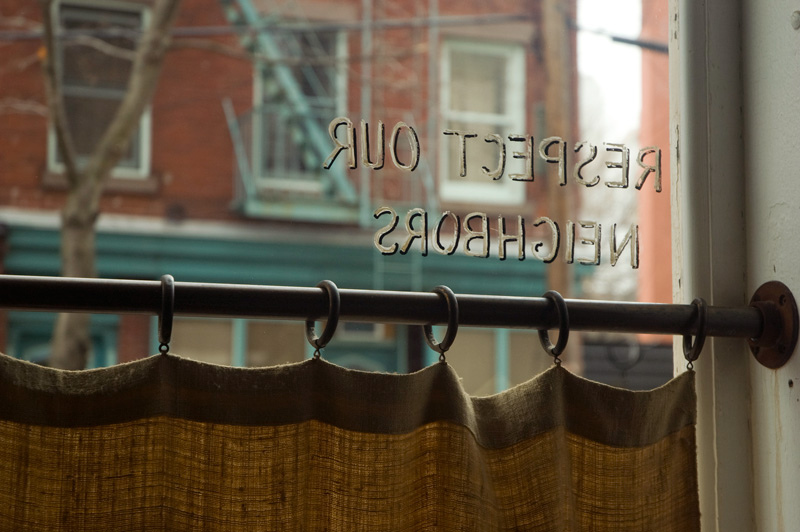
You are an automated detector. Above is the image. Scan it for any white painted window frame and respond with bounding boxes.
[47,0,152,180]
[439,39,526,205]
[670,0,800,529]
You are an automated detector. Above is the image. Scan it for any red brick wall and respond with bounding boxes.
[150,0,252,220]
[638,0,671,337]
[117,314,151,362]
[1,0,552,221]
[370,0,546,216]
[0,1,51,210]
[0,0,253,221]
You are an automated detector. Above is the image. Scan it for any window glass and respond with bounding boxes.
[439,40,526,203]
[256,30,345,186]
[0,0,675,391]
[51,2,148,174]
[61,6,138,89]
[172,319,232,366]
[509,331,552,387]
[448,50,507,115]
[247,321,305,367]
[441,328,495,396]
[61,94,138,160]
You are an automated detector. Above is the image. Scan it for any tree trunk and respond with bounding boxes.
[50,314,92,370]
[49,184,99,370]
[41,0,182,369]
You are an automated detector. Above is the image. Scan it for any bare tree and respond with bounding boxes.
[39,0,181,369]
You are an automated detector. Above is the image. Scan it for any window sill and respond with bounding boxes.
[42,172,160,195]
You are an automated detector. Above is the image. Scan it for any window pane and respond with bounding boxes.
[509,331,551,387]
[54,3,145,174]
[442,328,495,397]
[61,94,138,165]
[439,41,525,202]
[291,32,338,102]
[449,50,507,114]
[246,322,305,367]
[444,120,522,183]
[257,31,342,184]
[61,6,139,90]
[171,320,232,366]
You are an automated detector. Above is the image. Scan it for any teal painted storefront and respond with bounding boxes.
[7,312,118,369]
[3,223,547,372]
[5,225,547,293]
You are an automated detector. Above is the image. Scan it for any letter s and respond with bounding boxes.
[373,206,399,255]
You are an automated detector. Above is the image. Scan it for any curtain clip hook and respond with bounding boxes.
[424,286,459,363]
[683,298,708,370]
[306,280,341,359]
[538,290,570,366]
[158,274,175,355]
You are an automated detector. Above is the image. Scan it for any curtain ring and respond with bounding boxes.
[423,286,459,362]
[306,280,340,358]
[158,274,175,354]
[683,298,708,370]
[538,290,569,365]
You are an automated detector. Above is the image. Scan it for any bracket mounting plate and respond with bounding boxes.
[748,281,798,369]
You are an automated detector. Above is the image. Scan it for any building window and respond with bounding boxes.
[253,30,347,193]
[246,321,306,367]
[165,318,402,373]
[47,0,151,179]
[170,319,235,366]
[439,40,525,204]
[167,319,307,367]
[8,312,118,369]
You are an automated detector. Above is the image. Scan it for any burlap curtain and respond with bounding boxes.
[0,352,699,531]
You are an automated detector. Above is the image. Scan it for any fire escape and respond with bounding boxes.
[221,0,447,293]
[221,0,359,223]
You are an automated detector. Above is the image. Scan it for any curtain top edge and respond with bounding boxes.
[0,351,695,449]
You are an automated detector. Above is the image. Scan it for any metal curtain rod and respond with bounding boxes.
[0,275,796,369]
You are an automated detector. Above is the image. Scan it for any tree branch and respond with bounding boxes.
[169,37,251,61]
[38,0,79,187]
[69,34,137,61]
[83,0,182,193]
[0,51,40,75]
[169,37,420,68]
[0,14,41,30]
[0,97,47,116]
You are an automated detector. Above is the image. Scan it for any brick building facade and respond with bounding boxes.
[1,0,567,394]
[0,0,670,392]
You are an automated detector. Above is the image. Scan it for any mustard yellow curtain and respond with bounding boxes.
[0,352,699,531]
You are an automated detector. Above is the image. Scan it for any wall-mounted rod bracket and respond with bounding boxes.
[748,281,798,369]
